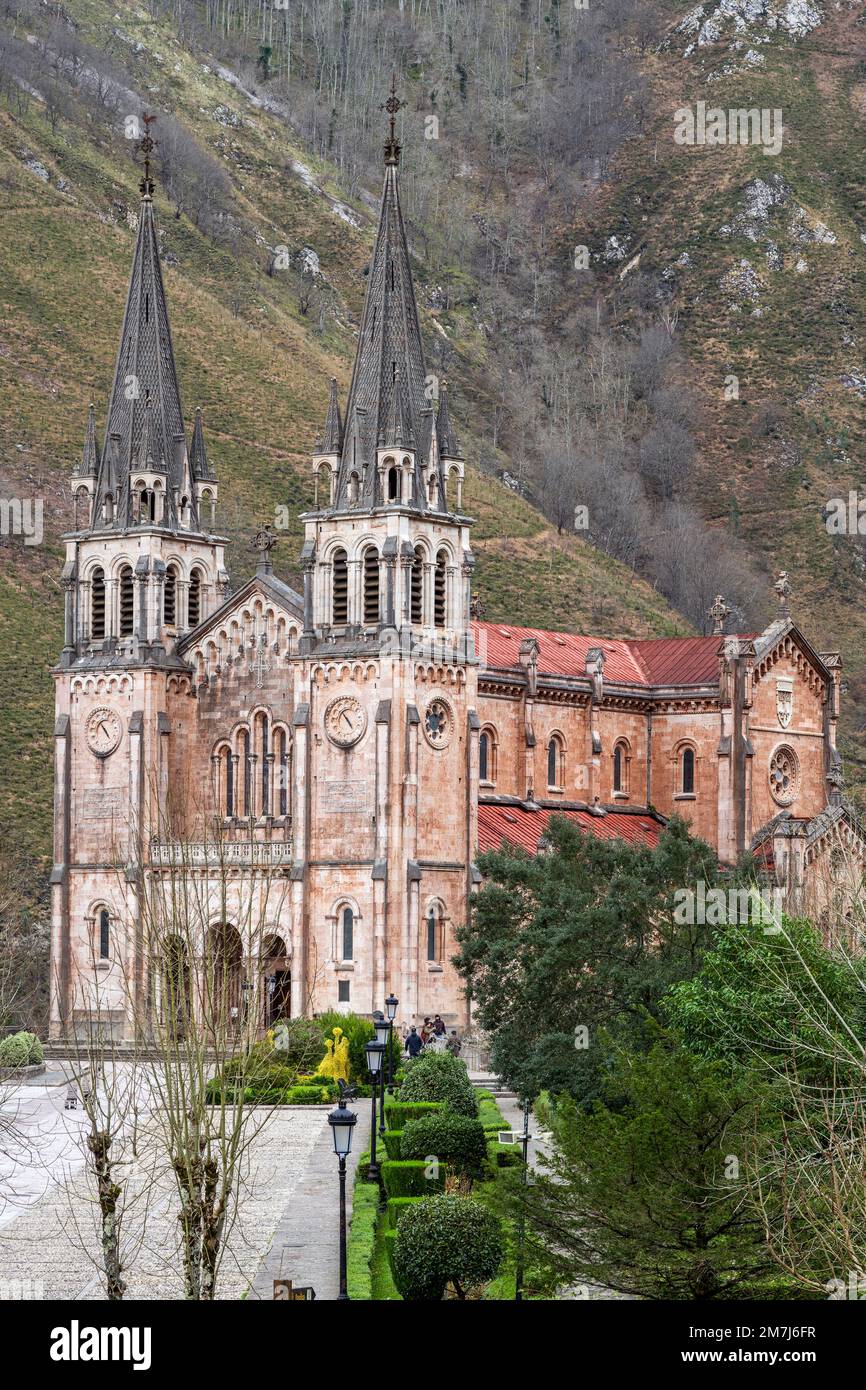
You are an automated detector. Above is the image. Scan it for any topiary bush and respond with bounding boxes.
[383,1129,403,1160]
[384,1098,444,1129]
[399,1052,478,1117]
[286,1085,330,1103]
[391,1195,504,1300]
[0,1033,33,1068]
[386,1196,422,1229]
[400,1112,488,1182]
[347,1181,379,1300]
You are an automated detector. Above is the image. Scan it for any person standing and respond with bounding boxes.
[405,1026,423,1058]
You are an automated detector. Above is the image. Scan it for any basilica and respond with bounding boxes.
[49,116,865,1043]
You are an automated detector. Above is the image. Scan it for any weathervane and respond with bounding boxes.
[136,112,157,199]
[381,74,406,166]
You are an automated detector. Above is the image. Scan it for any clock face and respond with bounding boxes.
[324,696,367,749]
[86,706,122,759]
[423,697,453,749]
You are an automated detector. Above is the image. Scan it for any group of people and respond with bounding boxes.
[403,1015,462,1058]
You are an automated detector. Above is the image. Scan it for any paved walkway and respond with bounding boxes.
[249,1098,372,1301]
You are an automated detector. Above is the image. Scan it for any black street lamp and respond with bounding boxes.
[364,1039,386,1181]
[328,1096,358,1301]
[385,993,399,1089]
[373,1015,391,1137]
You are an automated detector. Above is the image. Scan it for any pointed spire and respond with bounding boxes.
[76,403,99,477]
[135,396,158,470]
[333,84,430,511]
[190,407,213,480]
[436,381,462,460]
[318,378,344,455]
[89,116,194,531]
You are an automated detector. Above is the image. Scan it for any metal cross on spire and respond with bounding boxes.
[136,112,157,199]
[382,74,406,166]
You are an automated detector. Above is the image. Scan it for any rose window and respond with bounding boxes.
[769,745,800,806]
[424,700,451,748]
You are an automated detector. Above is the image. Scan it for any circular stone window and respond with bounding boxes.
[769,745,800,806]
[423,697,453,749]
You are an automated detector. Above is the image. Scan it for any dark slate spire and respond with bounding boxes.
[90,118,197,531]
[436,381,462,459]
[76,403,99,477]
[190,407,213,481]
[317,378,344,454]
[332,84,446,513]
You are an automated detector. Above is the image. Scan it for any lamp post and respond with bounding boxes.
[364,1039,386,1181]
[385,993,398,1088]
[373,1015,391,1138]
[328,1096,358,1301]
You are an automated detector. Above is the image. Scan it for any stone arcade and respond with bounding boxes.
[49,116,864,1043]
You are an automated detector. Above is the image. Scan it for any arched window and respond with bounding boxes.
[103,493,114,524]
[426,905,442,963]
[188,568,202,628]
[387,465,399,502]
[257,712,269,816]
[411,545,424,623]
[119,565,134,637]
[363,546,379,626]
[613,740,629,794]
[180,496,190,527]
[480,728,497,784]
[240,728,251,817]
[348,472,360,505]
[201,489,215,526]
[91,567,106,639]
[341,906,354,962]
[681,746,695,796]
[332,548,348,624]
[224,746,234,817]
[547,736,563,789]
[164,564,178,626]
[316,463,332,507]
[97,907,110,960]
[277,729,289,817]
[75,488,90,528]
[434,550,447,627]
[136,486,155,523]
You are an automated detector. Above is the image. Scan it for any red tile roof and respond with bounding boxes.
[477,803,665,856]
[472,622,727,688]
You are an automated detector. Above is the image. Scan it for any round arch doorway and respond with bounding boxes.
[261,933,291,1027]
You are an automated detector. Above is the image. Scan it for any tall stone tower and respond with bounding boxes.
[50,124,226,1039]
[296,90,478,1025]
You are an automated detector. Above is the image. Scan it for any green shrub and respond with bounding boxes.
[286,1085,330,1104]
[0,1033,31,1068]
[478,1097,506,1130]
[391,1195,504,1300]
[269,1018,327,1073]
[383,1129,403,1160]
[386,1196,422,1229]
[384,1227,398,1273]
[381,1160,446,1198]
[347,1181,380,1300]
[486,1141,523,1170]
[244,1081,287,1105]
[399,1052,478,1117]
[315,1010,375,1081]
[205,1079,239,1104]
[22,1033,43,1064]
[400,1112,488,1180]
[384,1099,444,1129]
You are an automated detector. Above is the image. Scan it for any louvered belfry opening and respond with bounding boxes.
[119,565,134,636]
[91,567,106,639]
[434,550,447,627]
[411,545,424,623]
[188,568,202,627]
[332,548,348,624]
[363,546,380,625]
[164,564,177,625]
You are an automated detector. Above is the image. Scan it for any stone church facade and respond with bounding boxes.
[49,123,864,1043]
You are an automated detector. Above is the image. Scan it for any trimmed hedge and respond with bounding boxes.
[286,1085,331,1103]
[384,1227,397,1273]
[478,1097,507,1130]
[346,1181,380,1300]
[381,1159,447,1198]
[383,1129,403,1161]
[400,1112,488,1180]
[384,1099,444,1129]
[386,1196,422,1229]
[486,1141,523,1170]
